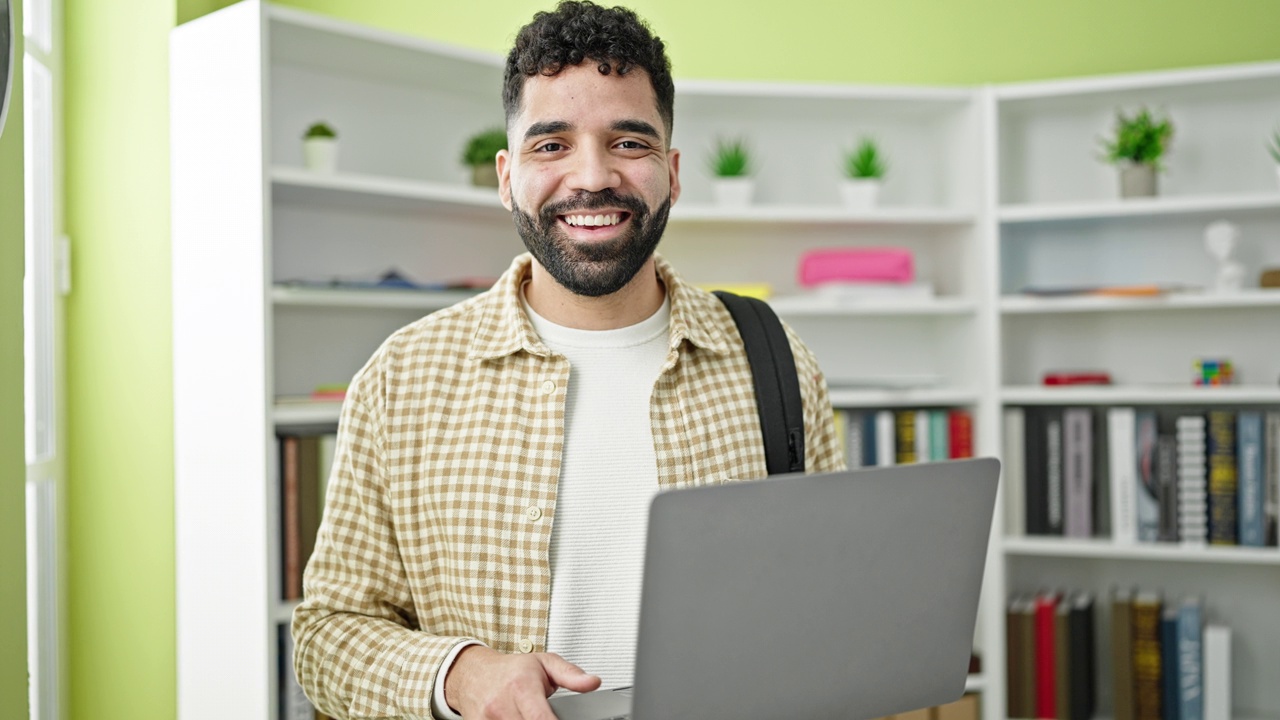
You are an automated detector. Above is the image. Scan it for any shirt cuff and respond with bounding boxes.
[431,640,487,720]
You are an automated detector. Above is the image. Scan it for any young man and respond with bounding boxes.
[291,3,842,719]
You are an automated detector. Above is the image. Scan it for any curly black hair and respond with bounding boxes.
[503,1,675,143]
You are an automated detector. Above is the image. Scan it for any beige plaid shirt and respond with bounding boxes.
[292,252,843,719]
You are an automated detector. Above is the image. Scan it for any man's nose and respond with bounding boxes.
[566,145,622,193]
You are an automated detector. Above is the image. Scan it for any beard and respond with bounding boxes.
[512,188,671,298]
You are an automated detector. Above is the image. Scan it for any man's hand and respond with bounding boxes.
[444,644,602,719]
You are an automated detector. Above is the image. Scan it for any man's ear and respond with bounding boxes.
[667,147,681,206]
[497,149,513,210]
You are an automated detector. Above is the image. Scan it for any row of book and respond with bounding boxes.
[279,623,333,720]
[1006,588,1230,720]
[835,407,975,467]
[1004,407,1280,546]
[279,432,337,601]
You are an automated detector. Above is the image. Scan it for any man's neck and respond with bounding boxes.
[524,257,666,331]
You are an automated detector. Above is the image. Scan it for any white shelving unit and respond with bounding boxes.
[171,3,1280,719]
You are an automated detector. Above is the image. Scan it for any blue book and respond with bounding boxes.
[1162,606,1181,720]
[862,410,877,466]
[1238,411,1265,546]
[1178,597,1204,720]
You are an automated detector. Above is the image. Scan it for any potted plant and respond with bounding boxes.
[303,121,338,174]
[840,138,888,209]
[462,128,507,188]
[1269,127,1280,190]
[706,137,754,206]
[1100,107,1173,198]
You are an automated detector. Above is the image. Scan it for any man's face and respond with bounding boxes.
[497,62,681,297]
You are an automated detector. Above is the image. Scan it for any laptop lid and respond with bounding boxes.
[628,457,1000,720]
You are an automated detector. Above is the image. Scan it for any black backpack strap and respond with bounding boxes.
[713,291,805,475]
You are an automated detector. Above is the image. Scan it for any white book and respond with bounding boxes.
[914,410,930,464]
[1108,407,1138,544]
[875,410,895,467]
[318,432,337,517]
[1203,625,1231,720]
[1003,407,1026,537]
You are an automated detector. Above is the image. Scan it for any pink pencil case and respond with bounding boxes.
[798,247,914,286]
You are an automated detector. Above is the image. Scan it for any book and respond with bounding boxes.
[1093,408,1112,538]
[1156,431,1179,543]
[1206,410,1238,545]
[1266,412,1280,546]
[1063,407,1093,538]
[317,432,337,516]
[1112,587,1136,720]
[1034,591,1061,719]
[844,411,866,469]
[876,409,895,467]
[914,409,930,464]
[1024,407,1051,535]
[1109,408,1138,544]
[1177,414,1208,545]
[1135,410,1160,542]
[864,411,879,466]
[1132,591,1163,720]
[949,408,973,459]
[1004,407,1027,537]
[1161,605,1180,720]
[1055,600,1073,720]
[1202,625,1230,720]
[929,409,950,462]
[1178,597,1204,720]
[281,436,302,601]
[1006,595,1029,718]
[1067,592,1096,720]
[1237,411,1265,546]
[896,410,917,464]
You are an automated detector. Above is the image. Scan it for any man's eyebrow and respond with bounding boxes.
[612,119,661,141]
[524,120,573,141]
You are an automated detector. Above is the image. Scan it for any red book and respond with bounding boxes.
[949,409,974,458]
[1035,592,1060,719]
[1043,371,1112,386]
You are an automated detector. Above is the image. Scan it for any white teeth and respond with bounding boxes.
[564,213,621,227]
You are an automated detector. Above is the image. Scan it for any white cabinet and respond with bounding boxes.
[172,3,1279,719]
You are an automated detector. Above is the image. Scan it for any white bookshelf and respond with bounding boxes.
[171,3,1280,720]
[1003,537,1280,565]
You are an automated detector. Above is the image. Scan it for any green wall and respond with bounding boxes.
[1,0,28,715]
[64,0,175,718]
[67,2,1280,720]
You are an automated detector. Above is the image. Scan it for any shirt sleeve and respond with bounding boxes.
[783,321,846,474]
[431,640,487,720]
[291,368,478,720]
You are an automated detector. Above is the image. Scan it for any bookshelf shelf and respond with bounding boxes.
[828,387,980,408]
[271,166,506,215]
[669,203,975,226]
[273,399,343,426]
[998,191,1280,224]
[773,297,977,317]
[1003,537,1280,565]
[1001,386,1280,405]
[271,285,482,311]
[1000,289,1280,314]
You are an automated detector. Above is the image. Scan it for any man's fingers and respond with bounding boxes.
[537,653,602,694]
[515,688,561,720]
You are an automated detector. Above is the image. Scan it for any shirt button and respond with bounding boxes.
[519,639,534,653]
[526,506,543,521]
[541,380,557,395]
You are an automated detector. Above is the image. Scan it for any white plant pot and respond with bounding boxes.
[711,178,755,207]
[304,138,338,174]
[839,179,882,210]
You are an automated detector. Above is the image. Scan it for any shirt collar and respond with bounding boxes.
[468,252,733,361]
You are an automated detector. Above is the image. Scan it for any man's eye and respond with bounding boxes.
[535,142,565,152]
[618,140,651,150]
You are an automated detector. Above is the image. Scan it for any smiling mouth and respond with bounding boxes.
[559,212,630,229]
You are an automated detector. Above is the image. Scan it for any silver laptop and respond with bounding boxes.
[549,457,1000,720]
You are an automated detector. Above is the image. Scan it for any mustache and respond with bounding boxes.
[540,189,648,223]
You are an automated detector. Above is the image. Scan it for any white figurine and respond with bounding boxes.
[1204,220,1245,292]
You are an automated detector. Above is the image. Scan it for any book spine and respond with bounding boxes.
[1161,606,1180,720]
[1046,411,1064,535]
[1132,593,1163,720]
[1202,625,1230,720]
[864,410,878,466]
[1025,408,1050,535]
[1109,408,1138,544]
[914,409,930,463]
[833,410,848,466]
[1093,409,1112,538]
[1063,408,1092,538]
[1018,597,1038,718]
[1034,593,1059,719]
[930,409,950,462]
[1112,588,1136,720]
[876,409,895,467]
[1178,598,1203,720]
[845,411,865,469]
[1177,414,1208,545]
[1135,411,1160,543]
[1207,411,1238,545]
[1054,602,1072,720]
[1266,412,1280,546]
[896,410,917,464]
[1004,407,1027,537]
[281,435,302,601]
[1237,411,1264,546]
[1156,433,1179,543]
[1067,594,1096,720]
[949,408,974,459]
[1006,596,1028,718]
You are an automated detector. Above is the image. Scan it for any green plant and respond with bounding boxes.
[706,137,752,178]
[461,128,508,167]
[1101,107,1173,169]
[843,138,888,179]
[1268,127,1280,164]
[304,121,336,140]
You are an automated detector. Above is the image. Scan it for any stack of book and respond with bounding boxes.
[835,407,974,468]
[279,432,338,601]
[1005,591,1096,720]
[1004,407,1280,546]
